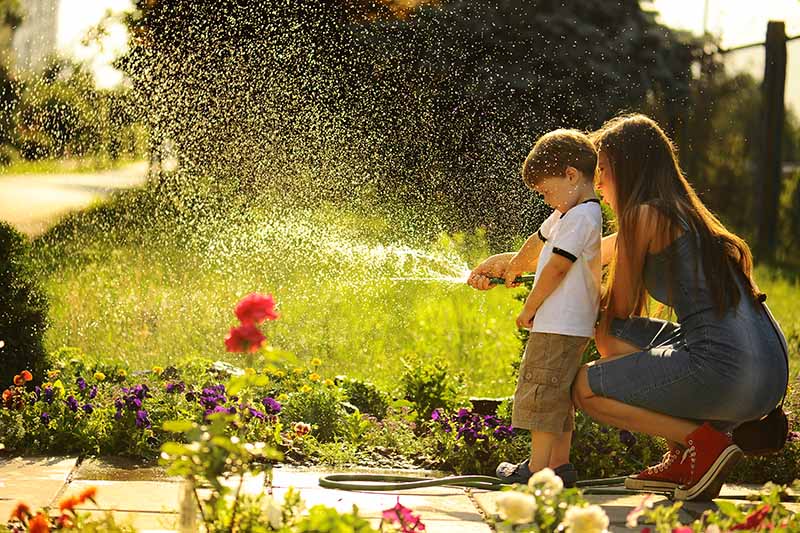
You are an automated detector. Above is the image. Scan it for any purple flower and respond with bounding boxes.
[457,426,479,444]
[493,425,514,440]
[43,386,55,404]
[456,408,470,422]
[82,403,94,414]
[65,395,79,412]
[787,431,800,442]
[483,415,500,428]
[185,390,196,402]
[431,409,442,422]
[88,386,97,399]
[165,381,186,394]
[261,397,282,414]
[619,429,637,447]
[76,377,87,392]
[248,407,266,420]
[34,386,41,400]
[135,409,151,428]
[40,412,50,424]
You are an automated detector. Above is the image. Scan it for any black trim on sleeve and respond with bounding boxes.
[537,230,547,242]
[552,247,577,262]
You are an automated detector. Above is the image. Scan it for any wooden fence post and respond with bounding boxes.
[756,21,786,259]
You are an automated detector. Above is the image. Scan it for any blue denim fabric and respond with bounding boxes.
[587,230,789,430]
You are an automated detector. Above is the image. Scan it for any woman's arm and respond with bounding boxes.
[601,233,617,267]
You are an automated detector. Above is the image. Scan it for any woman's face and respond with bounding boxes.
[596,151,617,213]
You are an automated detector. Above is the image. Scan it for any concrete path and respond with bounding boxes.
[1,456,796,532]
[0,162,148,237]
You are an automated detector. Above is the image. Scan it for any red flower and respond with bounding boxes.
[13,374,24,386]
[731,504,771,530]
[293,422,311,436]
[10,502,31,521]
[235,293,278,325]
[671,528,692,533]
[28,513,50,533]
[58,496,80,513]
[382,499,426,532]
[78,486,97,504]
[224,323,267,353]
[21,370,32,382]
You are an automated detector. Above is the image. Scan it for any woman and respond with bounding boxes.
[470,114,788,501]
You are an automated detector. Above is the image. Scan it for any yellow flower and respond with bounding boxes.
[117,369,127,378]
[309,373,321,382]
[293,367,304,375]
[324,379,334,387]
[277,393,289,402]
[94,372,106,381]
[275,370,285,378]
[310,358,322,366]
[152,366,163,375]
[47,369,60,380]
[300,384,312,393]
[245,367,256,375]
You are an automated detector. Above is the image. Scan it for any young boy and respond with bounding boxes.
[490,129,601,486]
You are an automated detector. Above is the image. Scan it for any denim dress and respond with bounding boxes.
[586,227,789,430]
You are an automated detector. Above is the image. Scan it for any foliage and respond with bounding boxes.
[632,481,800,532]
[0,221,49,386]
[400,356,467,420]
[422,407,526,475]
[340,377,391,419]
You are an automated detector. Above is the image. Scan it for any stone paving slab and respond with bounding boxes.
[74,457,180,482]
[0,456,79,509]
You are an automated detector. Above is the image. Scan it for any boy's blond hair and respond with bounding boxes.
[521,129,597,189]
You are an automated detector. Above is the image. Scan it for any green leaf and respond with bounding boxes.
[715,500,743,520]
[163,420,196,433]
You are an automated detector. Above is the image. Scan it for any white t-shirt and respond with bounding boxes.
[531,200,602,338]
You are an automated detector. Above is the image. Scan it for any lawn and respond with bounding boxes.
[32,192,800,398]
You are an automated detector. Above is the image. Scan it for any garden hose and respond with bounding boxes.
[318,473,659,496]
[487,275,536,285]
[317,474,800,502]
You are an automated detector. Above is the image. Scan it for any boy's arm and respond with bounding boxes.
[516,254,572,329]
[504,233,545,287]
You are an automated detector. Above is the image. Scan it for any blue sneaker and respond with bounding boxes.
[553,463,578,488]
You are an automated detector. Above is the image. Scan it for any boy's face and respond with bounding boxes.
[533,168,582,212]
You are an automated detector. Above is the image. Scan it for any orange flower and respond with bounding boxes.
[58,496,80,513]
[78,486,97,503]
[28,513,50,533]
[21,370,32,382]
[56,513,74,529]
[12,374,24,386]
[10,501,31,521]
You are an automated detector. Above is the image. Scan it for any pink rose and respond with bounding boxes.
[235,293,278,325]
[224,323,267,353]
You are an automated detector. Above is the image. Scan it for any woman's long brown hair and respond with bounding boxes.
[593,113,760,319]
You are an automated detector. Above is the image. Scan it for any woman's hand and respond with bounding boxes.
[467,253,514,290]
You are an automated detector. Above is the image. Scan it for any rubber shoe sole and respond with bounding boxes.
[624,476,681,492]
[673,444,743,501]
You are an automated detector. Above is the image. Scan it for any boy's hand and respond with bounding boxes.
[504,254,526,288]
[516,306,536,330]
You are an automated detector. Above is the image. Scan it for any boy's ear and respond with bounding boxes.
[565,166,579,182]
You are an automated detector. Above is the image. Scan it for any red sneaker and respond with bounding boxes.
[625,444,691,492]
[673,423,743,501]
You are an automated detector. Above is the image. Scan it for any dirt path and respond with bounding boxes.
[0,161,148,237]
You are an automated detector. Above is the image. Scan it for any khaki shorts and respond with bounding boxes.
[512,332,589,433]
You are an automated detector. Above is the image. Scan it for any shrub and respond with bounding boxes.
[0,221,49,385]
[400,356,467,420]
[340,377,390,419]
[280,387,348,443]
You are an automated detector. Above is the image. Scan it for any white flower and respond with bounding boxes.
[496,491,537,525]
[528,467,564,495]
[561,505,609,533]
[625,494,654,527]
[264,495,284,529]
[705,525,722,533]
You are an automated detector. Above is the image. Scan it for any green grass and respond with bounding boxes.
[30,189,800,398]
[33,199,524,397]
